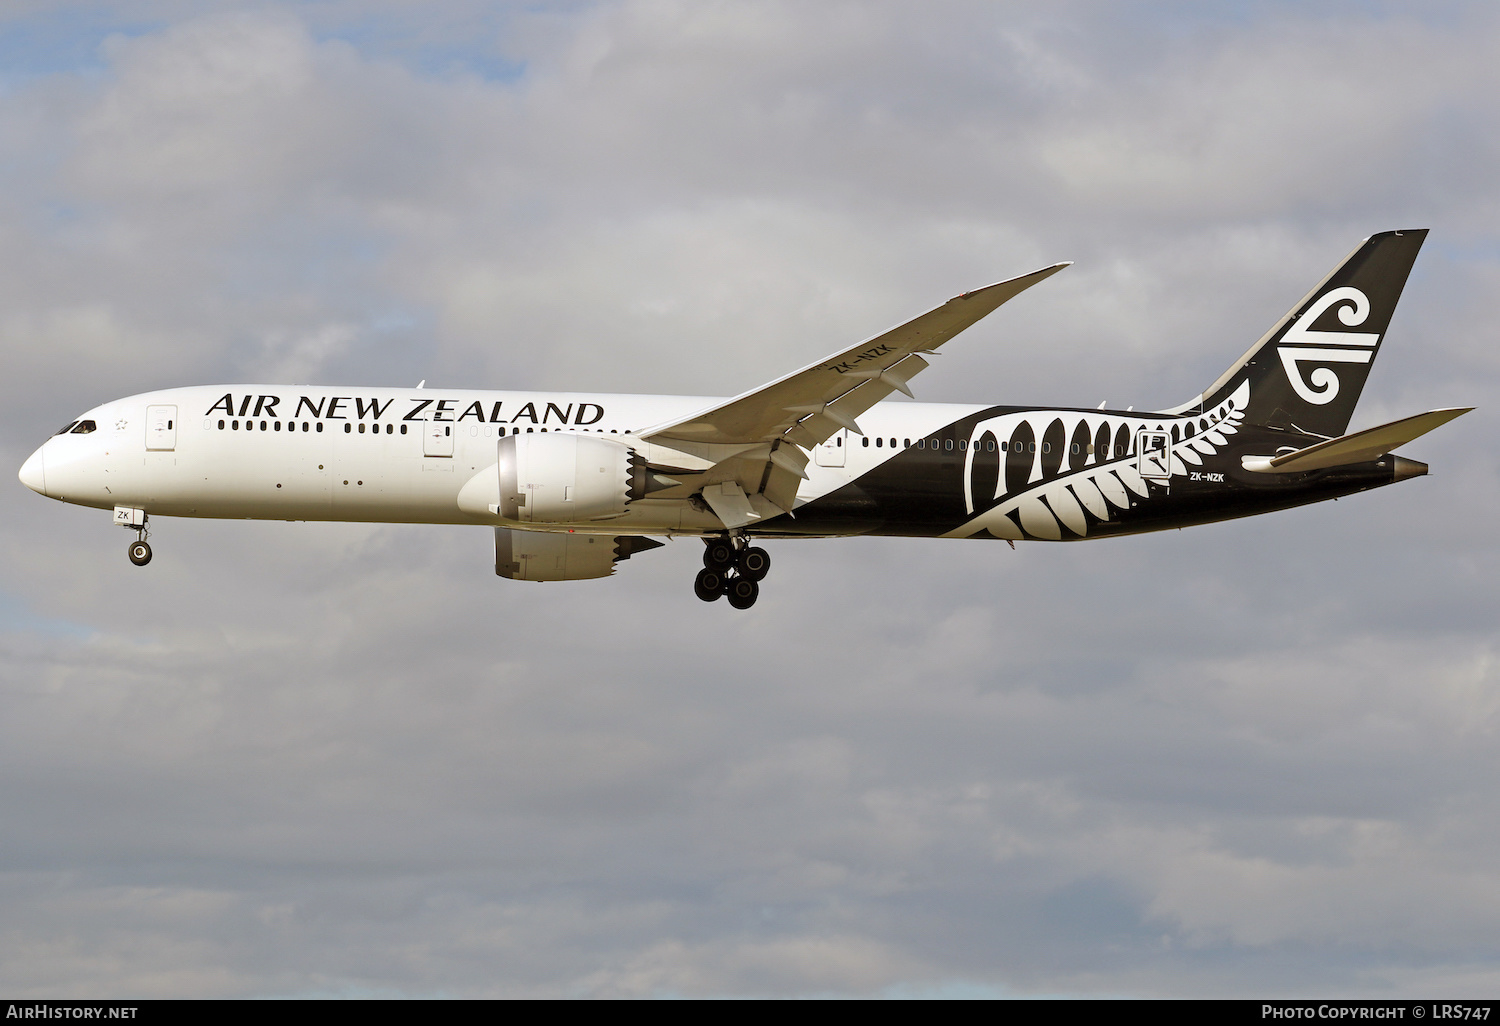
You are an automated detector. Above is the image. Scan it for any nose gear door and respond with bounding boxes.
[146,405,177,451]
[1137,429,1172,482]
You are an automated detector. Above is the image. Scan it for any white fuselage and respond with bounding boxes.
[20,385,981,536]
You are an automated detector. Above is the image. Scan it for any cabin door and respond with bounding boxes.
[145,405,177,451]
[1137,429,1172,482]
[814,430,846,468]
[423,422,454,457]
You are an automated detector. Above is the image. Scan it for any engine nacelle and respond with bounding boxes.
[497,433,632,523]
[494,528,664,581]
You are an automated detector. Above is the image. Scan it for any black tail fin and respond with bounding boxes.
[1171,229,1427,437]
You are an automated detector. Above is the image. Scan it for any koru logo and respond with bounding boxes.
[1277,286,1380,405]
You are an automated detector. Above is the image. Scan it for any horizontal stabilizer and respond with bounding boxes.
[1241,407,1472,473]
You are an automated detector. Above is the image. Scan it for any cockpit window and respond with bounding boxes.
[70,420,97,434]
[55,421,78,435]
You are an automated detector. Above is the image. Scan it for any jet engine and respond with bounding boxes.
[495,433,674,523]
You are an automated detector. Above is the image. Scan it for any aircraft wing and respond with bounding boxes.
[635,263,1069,528]
[641,263,1070,449]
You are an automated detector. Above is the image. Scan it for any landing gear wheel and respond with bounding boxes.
[726,577,759,610]
[703,539,736,570]
[737,546,770,582]
[694,567,726,602]
[128,540,152,566]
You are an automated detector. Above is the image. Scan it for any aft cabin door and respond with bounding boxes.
[814,430,846,468]
[423,422,454,457]
[145,405,177,451]
[1137,429,1172,482]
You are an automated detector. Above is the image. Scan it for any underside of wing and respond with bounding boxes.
[633,262,1069,528]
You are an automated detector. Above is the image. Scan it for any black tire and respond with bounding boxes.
[128,541,152,566]
[737,546,770,581]
[702,539,736,569]
[726,577,759,610]
[694,567,726,602]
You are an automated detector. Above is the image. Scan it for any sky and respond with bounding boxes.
[1,0,1498,999]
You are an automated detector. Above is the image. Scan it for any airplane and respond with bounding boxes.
[17,229,1471,610]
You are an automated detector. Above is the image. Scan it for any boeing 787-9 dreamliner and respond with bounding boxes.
[19,229,1469,609]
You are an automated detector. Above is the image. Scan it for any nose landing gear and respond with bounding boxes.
[695,538,771,609]
[115,506,152,567]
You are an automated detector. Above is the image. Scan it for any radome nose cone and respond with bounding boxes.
[18,447,45,495]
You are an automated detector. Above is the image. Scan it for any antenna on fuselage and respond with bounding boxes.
[416,380,426,389]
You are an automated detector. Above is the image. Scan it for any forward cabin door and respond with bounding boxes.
[814,430,846,468]
[1137,429,1172,483]
[423,422,454,457]
[145,405,177,451]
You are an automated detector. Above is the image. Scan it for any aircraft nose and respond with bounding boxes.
[18,446,46,495]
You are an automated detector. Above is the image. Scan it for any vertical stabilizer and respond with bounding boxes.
[1173,230,1427,437]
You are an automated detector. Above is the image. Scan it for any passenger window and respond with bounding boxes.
[70,420,97,434]
[987,440,995,452]
[958,440,966,451]
[1042,442,1051,454]
[1071,443,1080,455]
[218,420,225,430]
[316,422,324,432]
[875,437,882,447]
[903,439,910,448]
[862,437,869,447]
[344,423,351,433]
[400,424,407,434]
[232,421,239,430]
[260,421,267,431]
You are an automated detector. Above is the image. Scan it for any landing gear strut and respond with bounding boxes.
[116,506,152,566]
[695,537,770,609]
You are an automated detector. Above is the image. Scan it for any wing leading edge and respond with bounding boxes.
[636,262,1070,528]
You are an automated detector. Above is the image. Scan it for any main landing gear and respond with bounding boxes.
[694,537,771,610]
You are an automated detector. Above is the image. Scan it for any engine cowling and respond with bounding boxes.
[498,433,633,523]
[494,528,664,581]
